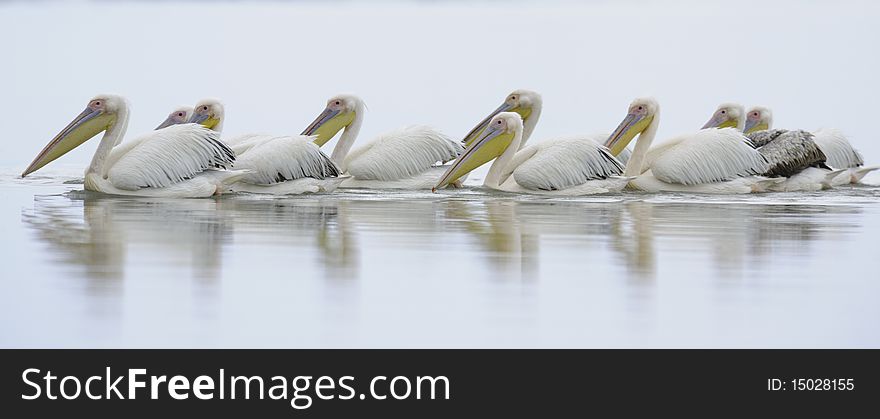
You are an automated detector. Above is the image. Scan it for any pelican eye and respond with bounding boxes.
[178,112,184,117]
[720,110,726,114]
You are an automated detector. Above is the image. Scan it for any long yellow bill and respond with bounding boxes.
[434,123,514,191]
[21,107,113,177]
[187,113,220,130]
[604,113,652,157]
[461,104,532,148]
[302,108,355,146]
[702,113,737,130]
[743,120,768,134]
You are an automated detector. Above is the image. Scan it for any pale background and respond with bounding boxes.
[1,1,879,349]
[1,0,878,178]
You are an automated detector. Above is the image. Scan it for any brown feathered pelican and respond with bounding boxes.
[703,103,842,191]
[745,106,877,185]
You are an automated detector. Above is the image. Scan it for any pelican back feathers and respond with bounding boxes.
[345,126,463,181]
[650,128,769,185]
[747,129,829,177]
[511,136,624,191]
[812,128,864,169]
[107,124,235,191]
[234,135,340,185]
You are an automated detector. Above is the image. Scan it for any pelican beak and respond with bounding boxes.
[743,119,768,134]
[187,112,219,130]
[21,106,113,177]
[155,117,177,130]
[302,107,355,146]
[702,113,736,130]
[604,112,652,156]
[460,103,512,148]
[434,122,514,191]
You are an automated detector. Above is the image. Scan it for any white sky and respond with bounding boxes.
[1,0,878,177]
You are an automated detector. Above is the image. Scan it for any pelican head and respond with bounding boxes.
[22,94,124,177]
[461,89,541,148]
[188,99,224,131]
[433,112,523,191]
[301,94,363,146]
[155,105,194,130]
[702,103,744,130]
[604,97,659,156]
[744,106,773,134]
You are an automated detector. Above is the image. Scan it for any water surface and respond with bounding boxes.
[2,169,878,348]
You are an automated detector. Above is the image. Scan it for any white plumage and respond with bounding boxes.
[768,167,844,192]
[302,95,465,189]
[650,128,768,185]
[185,99,345,195]
[223,133,275,155]
[433,112,633,196]
[108,124,234,190]
[510,135,624,191]
[21,95,244,198]
[343,125,462,181]
[233,135,339,185]
[812,128,863,169]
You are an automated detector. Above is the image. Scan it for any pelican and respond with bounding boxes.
[743,106,772,134]
[433,92,629,195]
[300,94,464,189]
[744,106,877,185]
[21,95,243,198]
[701,103,745,131]
[604,98,776,193]
[460,89,636,170]
[187,99,344,194]
[702,103,837,191]
[155,106,194,130]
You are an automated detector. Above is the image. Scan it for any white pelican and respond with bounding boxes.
[21,95,243,198]
[301,94,464,189]
[701,103,745,131]
[744,106,877,185]
[701,103,839,192]
[434,91,629,195]
[187,99,344,194]
[460,90,543,150]
[743,106,772,134]
[155,106,194,130]
[433,112,630,194]
[604,98,777,193]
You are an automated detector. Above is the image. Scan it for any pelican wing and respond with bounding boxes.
[225,133,274,155]
[641,136,687,174]
[235,135,340,185]
[651,128,768,185]
[107,124,235,190]
[345,126,463,181]
[512,136,624,191]
[745,129,785,148]
[813,128,864,169]
[748,129,828,177]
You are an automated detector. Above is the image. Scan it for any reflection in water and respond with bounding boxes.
[443,199,538,279]
[16,187,879,347]
[22,192,868,286]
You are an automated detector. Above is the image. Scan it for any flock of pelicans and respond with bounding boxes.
[20,90,877,197]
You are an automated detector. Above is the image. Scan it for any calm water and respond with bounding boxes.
[2,169,878,348]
